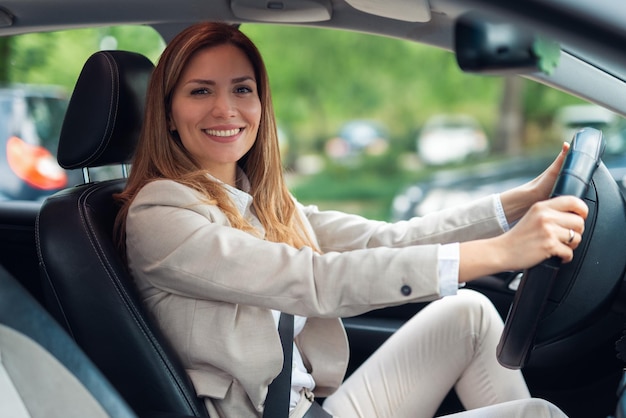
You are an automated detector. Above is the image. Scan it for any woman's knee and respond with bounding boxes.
[437,289,504,346]
[493,398,567,417]
[444,398,567,417]
[446,289,501,325]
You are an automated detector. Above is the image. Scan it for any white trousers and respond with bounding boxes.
[322,289,567,418]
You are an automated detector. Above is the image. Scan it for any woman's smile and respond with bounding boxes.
[203,127,243,139]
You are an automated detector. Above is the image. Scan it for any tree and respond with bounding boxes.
[0,36,12,83]
[493,76,524,155]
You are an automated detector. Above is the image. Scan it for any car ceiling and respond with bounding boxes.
[1,0,625,117]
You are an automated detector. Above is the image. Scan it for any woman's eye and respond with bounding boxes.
[190,88,210,95]
[234,86,253,94]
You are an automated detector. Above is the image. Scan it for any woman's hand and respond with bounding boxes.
[459,194,588,282]
[500,142,570,224]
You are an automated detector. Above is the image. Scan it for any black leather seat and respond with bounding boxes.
[36,50,209,417]
[0,262,136,418]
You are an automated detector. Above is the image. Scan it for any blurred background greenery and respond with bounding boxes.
[0,24,589,219]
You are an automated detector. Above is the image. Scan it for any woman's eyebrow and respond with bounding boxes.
[185,79,215,86]
[185,76,255,85]
[232,76,256,83]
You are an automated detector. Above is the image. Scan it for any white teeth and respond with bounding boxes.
[204,128,241,137]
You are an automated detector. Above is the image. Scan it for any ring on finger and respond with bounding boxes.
[567,228,575,244]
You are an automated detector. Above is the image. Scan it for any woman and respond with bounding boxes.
[115,22,585,418]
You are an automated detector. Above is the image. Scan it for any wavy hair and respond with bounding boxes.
[114,22,317,252]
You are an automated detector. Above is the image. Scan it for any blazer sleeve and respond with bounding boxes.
[300,194,505,253]
[126,180,498,318]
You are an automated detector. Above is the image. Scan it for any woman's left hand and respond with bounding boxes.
[500,142,570,224]
[528,141,571,200]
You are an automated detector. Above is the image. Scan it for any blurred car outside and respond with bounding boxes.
[557,104,621,143]
[393,106,626,221]
[391,155,552,220]
[325,119,389,163]
[417,113,489,166]
[558,103,626,159]
[0,84,82,201]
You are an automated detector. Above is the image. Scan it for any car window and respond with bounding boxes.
[240,24,620,221]
[4,23,623,211]
[0,25,164,201]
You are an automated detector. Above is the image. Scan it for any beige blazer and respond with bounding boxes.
[125,179,505,417]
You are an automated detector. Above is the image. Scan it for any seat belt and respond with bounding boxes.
[263,312,294,418]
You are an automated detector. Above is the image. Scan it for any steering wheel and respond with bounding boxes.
[496,127,606,369]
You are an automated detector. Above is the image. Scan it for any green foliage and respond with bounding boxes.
[4,26,164,90]
[241,24,587,156]
[242,25,505,148]
[0,36,9,83]
[290,152,432,220]
[291,166,404,220]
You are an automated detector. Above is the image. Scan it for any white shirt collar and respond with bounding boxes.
[207,167,253,216]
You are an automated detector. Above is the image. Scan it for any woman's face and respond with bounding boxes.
[170,44,261,184]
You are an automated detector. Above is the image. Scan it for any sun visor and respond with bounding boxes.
[345,0,431,22]
[231,0,331,22]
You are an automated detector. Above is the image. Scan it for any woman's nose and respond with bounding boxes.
[211,93,236,118]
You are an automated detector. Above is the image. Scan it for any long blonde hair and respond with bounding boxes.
[114,22,317,252]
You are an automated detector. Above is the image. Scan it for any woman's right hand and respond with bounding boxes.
[459,195,588,282]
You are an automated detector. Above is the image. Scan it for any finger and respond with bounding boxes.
[556,211,586,235]
[548,142,570,172]
[556,142,570,164]
[557,246,575,263]
[562,227,583,248]
[529,200,586,234]
[549,235,577,263]
[540,239,575,263]
[546,195,589,219]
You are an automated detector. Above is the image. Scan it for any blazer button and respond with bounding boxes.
[401,285,412,296]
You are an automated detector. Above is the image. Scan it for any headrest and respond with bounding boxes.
[57,50,154,169]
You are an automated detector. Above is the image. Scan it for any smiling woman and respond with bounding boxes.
[2,1,626,417]
[109,21,589,418]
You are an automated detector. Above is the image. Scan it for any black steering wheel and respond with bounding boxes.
[497,127,610,369]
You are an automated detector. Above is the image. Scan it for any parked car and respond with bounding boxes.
[2,1,626,418]
[391,155,553,219]
[393,106,626,220]
[417,114,489,166]
[0,85,83,200]
[557,104,621,143]
[325,119,389,162]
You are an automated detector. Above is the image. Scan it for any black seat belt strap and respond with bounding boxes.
[263,312,294,418]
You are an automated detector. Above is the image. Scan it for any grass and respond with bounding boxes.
[289,154,429,221]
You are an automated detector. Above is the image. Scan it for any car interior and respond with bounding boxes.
[2,1,626,418]
[0,263,136,418]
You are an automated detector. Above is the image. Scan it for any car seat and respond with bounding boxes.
[0,262,136,418]
[36,50,209,417]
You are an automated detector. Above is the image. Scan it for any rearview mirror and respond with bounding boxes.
[454,12,560,75]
